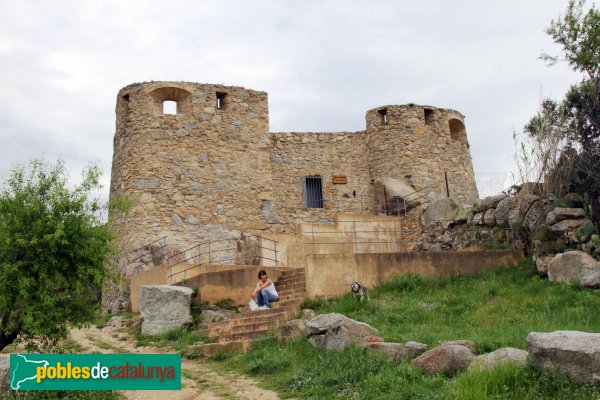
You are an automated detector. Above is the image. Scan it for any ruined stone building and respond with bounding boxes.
[110,81,479,273]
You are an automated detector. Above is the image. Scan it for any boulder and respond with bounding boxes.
[580,269,600,289]
[421,198,466,229]
[279,319,307,342]
[306,313,379,352]
[470,348,528,370]
[546,207,586,226]
[509,194,541,229]
[472,212,484,226]
[0,354,8,390]
[508,209,523,229]
[411,344,475,375]
[549,218,591,234]
[361,340,427,361]
[523,199,555,231]
[528,331,600,386]
[139,285,194,336]
[547,251,600,285]
[302,309,316,320]
[483,209,496,226]
[472,194,508,213]
[441,339,476,352]
[103,316,124,330]
[535,255,554,277]
[495,196,516,227]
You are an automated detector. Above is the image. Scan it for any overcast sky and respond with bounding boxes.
[0,0,583,200]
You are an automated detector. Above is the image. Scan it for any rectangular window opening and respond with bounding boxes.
[163,100,177,115]
[378,108,388,124]
[303,176,324,208]
[216,92,227,109]
[424,108,434,125]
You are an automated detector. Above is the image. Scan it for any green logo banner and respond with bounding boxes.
[10,354,181,390]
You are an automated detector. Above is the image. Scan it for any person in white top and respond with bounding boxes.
[252,270,278,310]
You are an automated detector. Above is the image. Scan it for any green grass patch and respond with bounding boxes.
[218,258,600,399]
[134,326,209,356]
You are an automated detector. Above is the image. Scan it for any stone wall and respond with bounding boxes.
[366,105,479,205]
[269,131,372,231]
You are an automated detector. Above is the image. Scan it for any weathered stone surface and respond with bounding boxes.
[546,207,587,226]
[535,255,554,277]
[470,348,528,370]
[306,313,379,351]
[483,209,496,226]
[472,212,484,226]
[523,199,554,231]
[280,319,308,342]
[508,209,523,229]
[411,344,475,375]
[547,251,600,284]
[361,340,427,361]
[139,285,193,336]
[201,309,232,324]
[581,269,600,289]
[495,196,516,227]
[528,331,600,386]
[472,194,507,213]
[549,218,591,233]
[441,340,476,351]
[302,309,316,320]
[0,354,8,390]
[104,316,124,330]
[421,198,466,229]
[509,194,541,228]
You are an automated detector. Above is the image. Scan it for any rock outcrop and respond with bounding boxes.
[306,313,379,351]
[280,319,308,342]
[470,348,528,370]
[528,331,600,386]
[547,251,600,284]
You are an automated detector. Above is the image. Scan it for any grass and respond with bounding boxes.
[216,258,600,399]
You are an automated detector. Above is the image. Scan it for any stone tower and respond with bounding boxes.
[110,82,274,260]
[365,104,479,206]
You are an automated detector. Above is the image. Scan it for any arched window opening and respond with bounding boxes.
[449,118,467,144]
[149,87,192,115]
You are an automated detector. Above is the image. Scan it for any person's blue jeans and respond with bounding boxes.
[256,289,278,308]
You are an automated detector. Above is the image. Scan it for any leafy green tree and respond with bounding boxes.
[0,160,115,351]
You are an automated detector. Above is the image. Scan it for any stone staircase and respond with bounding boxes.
[200,268,306,355]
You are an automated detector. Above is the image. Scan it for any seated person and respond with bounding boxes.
[252,270,278,309]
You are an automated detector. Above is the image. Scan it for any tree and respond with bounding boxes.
[0,160,115,351]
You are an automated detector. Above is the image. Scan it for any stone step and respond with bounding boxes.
[200,340,252,356]
[215,328,273,343]
[276,277,306,287]
[208,319,283,338]
[203,311,288,331]
[276,282,306,292]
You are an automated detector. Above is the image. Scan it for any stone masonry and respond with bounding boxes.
[110,82,479,276]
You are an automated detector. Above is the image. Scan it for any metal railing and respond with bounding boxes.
[166,236,280,283]
[129,236,168,274]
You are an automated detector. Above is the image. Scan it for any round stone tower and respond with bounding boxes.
[365,104,478,206]
[110,82,274,264]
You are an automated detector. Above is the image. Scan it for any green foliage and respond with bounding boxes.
[134,326,208,356]
[219,259,600,399]
[0,159,116,351]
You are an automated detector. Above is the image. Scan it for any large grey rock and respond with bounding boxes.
[549,218,591,233]
[421,198,466,229]
[483,209,496,226]
[547,251,600,284]
[0,354,8,390]
[302,309,317,320]
[509,194,541,228]
[139,285,194,336]
[495,196,517,227]
[581,269,600,289]
[528,331,600,386]
[508,209,523,229]
[470,348,528,370]
[306,313,379,351]
[411,344,475,375]
[546,207,587,226]
[361,341,427,361]
[523,199,555,231]
[280,319,307,342]
[472,194,508,213]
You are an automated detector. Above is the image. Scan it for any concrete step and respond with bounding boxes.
[203,311,288,331]
[208,319,283,338]
[276,283,306,292]
[276,277,306,286]
[200,340,251,356]
[215,328,272,343]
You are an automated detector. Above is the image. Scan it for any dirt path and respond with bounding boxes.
[69,325,280,400]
